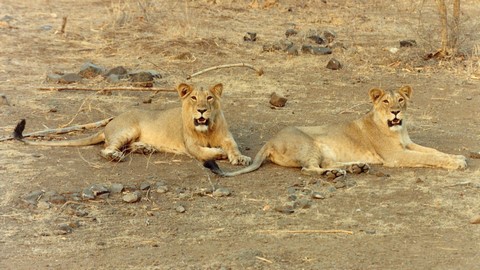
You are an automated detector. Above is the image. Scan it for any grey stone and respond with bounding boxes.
[140,182,151,190]
[274,205,295,214]
[109,183,124,194]
[79,62,105,78]
[106,74,120,83]
[90,184,109,196]
[37,201,51,210]
[45,74,63,83]
[24,190,44,205]
[213,187,231,197]
[129,71,154,83]
[105,66,128,77]
[295,198,312,209]
[312,192,326,199]
[55,223,73,235]
[311,47,332,55]
[324,30,336,43]
[308,35,325,44]
[156,185,169,194]
[81,188,95,200]
[55,73,83,84]
[286,45,299,55]
[400,39,416,47]
[122,191,141,203]
[40,25,52,31]
[175,205,186,213]
[285,29,297,38]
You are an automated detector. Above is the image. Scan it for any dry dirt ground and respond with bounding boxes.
[1,0,480,269]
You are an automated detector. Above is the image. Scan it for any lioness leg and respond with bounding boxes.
[384,151,466,169]
[129,142,157,155]
[102,127,140,161]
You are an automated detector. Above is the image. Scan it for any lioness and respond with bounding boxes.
[205,85,467,177]
[14,83,251,165]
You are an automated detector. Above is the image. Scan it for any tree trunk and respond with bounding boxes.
[435,0,449,57]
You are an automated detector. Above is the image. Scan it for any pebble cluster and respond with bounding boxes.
[46,62,162,87]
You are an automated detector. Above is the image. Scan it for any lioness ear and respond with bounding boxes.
[210,83,223,97]
[177,83,192,98]
[398,85,413,99]
[369,88,384,102]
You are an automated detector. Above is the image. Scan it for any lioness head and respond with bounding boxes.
[369,85,412,131]
[177,83,223,133]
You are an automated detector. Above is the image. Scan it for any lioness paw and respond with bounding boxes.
[101,149,126,162]
[229,155,252,166]
[346,163,370,174]
[323,169,346,180]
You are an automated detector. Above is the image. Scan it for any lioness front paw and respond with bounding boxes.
[229,155,252,166]
[452,155,467,169]
[323,169,346,181]
[101,149,126,162]
[346,163,370,174]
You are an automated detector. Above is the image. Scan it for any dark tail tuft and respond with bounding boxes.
[203,160,225,176]
[13,119,26,140]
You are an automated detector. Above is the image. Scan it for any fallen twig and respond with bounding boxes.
[37,86,176,92]
[0,117,113,142]
[257,229,354,235]
[186,63,264,79]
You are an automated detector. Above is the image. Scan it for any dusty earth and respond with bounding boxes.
[1,0,480,269]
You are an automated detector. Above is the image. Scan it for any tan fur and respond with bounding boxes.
[207,85,466,177]
[18,83,251,165]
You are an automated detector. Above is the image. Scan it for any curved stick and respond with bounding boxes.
[186,63,264,80]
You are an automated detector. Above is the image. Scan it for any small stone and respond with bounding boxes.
[243,32,257,42]
[270,92,287,107]
[144,70,162,78]
[466,96,472,100]
[287,194,297,201]
[286,45,298,55]
[58,73,83,84]
[48,194,67,204]
[105,66,128,77]
[37,201,51,210]
[287,187,297,194]
[55,223,73,235]
[129,71,154,83]
[312,192,326,199]
[156,185,169,194]
[142,98,152,104]
[334,181,346,189]
[308,35,325,44]
[75,209,88,217]
[470,214,480,224]
[140,182,151,190]
[78,62,105,78]
[122,191,142,203]
[399,39,417,47]
[90,184,109,196]
[311,47,332,55]
[274,205,295,214]
[23,190,44,205]
[326,58,342,70]
[285,29,297,38]
[40,25,52,31]
[81,188,95,200]
[175,205,186,213]
[323,30,336,43]
[109,183,124,194]
[46,74,63,83]
[365,229,377,234]
[106,74,120,83]
[213,187,231,197]
[327,186,337,193]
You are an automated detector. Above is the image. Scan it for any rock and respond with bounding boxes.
[400,39,416,47]
[243,32,257,42]
[78,62,105,78]
[213,187,231,197]
[40,25,52,31]
[45,193,67,204]
[145,70,162,78]
[312,192,326,199]
[81,188,95,200]
[106,74,121,83]
[302,45,332,55]
[287,194,297,201]
[295,198,312,209]
[285,29,297,38]
[326,58,342,70]
[286,45,298,55]
[109,183,124,194]
[175,205,186,213]
[129,71,154,83]
[308,35,325,44]
[45,73,82,84]
[470,214,480,224]
[23,190,44,205]
[365,229,376,234]
[155,181,169,193]
[334,181,346,189]
[90,184,109,196]
[37,201,51,210]
[274,205,295,214]
[55,223,73,235]
[75,209,88,217]
[140,182,151,190]
[122,191,142,203]
[0,93,10,106]
[270,92,287,107]
[324,30,336,43]
[105,66,128,77]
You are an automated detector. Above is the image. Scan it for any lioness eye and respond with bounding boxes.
[399,98,404,102]
[207,96,213,101]
[383,100,389,104]
[191,96,197,101]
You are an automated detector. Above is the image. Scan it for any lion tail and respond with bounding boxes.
[203,144,270,177]
[13,119,105,146]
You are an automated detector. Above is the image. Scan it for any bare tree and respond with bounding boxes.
[434,0,461,58]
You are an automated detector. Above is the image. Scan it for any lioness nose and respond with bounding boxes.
[198,109,207,114]
[391,111,400,116]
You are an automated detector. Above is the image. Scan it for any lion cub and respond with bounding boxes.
[14,83,251,165]
[205,85,467,177]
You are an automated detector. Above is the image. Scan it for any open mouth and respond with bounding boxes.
[194,117,209,126]
[387,118,402,127]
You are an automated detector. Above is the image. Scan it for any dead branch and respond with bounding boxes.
[37,86,176,92]
[0,117,113,142]
[186,63,264,80]
[60,16,67,34]
[257,229,354,235]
